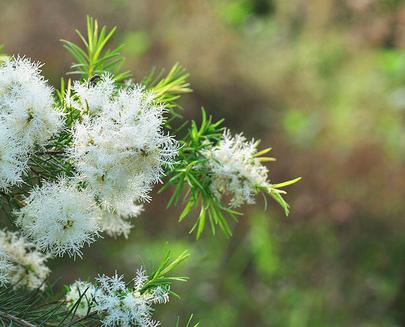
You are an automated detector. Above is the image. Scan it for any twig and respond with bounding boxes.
[0,310,37,327]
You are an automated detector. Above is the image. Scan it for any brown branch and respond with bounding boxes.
[0,310,37,327]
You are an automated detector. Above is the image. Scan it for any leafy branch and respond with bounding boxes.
[143,64,192,125]
[162,109,301,238]
[141,250,190,298]
[161,109,240,239]
[61,15,130,82]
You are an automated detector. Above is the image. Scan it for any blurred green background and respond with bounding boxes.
[1,0,405,326]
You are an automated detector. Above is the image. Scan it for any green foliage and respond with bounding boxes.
[0,283,95,326]
[141,251,190,298]
[162,109,300,238]
[160,109,240,239]
[142,63,191,124]
[62,15,130,81]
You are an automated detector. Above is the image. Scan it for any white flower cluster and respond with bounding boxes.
[0,229,50,289]
[69,76,177,234]
[14,75,177,257]
[16,178,101,257]
[202,129,269,208]
[66,268,169,327]
[0,57,63,190]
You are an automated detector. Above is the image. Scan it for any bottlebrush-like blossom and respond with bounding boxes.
[65,280,99,317]
[0,230,50,289]
[71,75,115,114]
[15,178,101,257]
[100,203,143,238]
[202,129,270,208]
[96,270,169,326]
[68,269,169,327]
[70,82,178,211]
[0,57,63,147]
[0,125,29,191]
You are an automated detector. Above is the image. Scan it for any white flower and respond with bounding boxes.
[0,57,63,191]
[0,57,63,147]
[0,229,50,289]
[65,280,99,317]
[0,125,29,191]
[70,83,178,212]
[66,268,170,326]
[93,270,169,327]
[202,129,269,208]
[71,75,115,114]
[132,268,169,305]
[100,203,143,238]
[16,178,101,257]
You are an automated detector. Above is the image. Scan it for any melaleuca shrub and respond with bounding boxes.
[0,16,299,326]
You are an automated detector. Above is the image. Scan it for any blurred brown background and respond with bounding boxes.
[1,0,405,326]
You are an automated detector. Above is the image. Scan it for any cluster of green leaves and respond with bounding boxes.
[161,109,301,239]
[62,15,130,82]
[143,64,191,127]
[161,109,242,239]
[140,251,190,298]
[262,177,301,216]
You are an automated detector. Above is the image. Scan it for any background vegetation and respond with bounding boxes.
[0,0,404,326]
